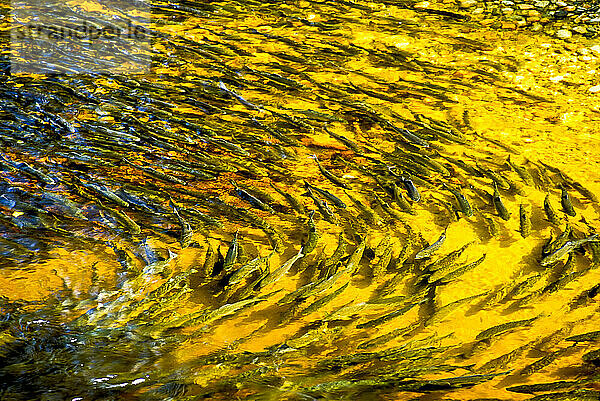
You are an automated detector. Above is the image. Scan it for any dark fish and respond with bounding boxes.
[299,282,349,317]
[443,184,472,217]
[520,345,575,375]
[492,182,510,221]
[230,180,275,213]
[560,187,576,217]
[223,230,239,271]
[218,81,261,111]
[475,316,537,341]
[392,183,415,215]
[399,176,421,202]
[507,380,585,394]
[435,254,486,283]
[344,190,377,224]
[506,156,535,186]
[565,330,600,343]
[519,204,531,238]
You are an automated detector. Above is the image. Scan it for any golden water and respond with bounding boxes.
[1,0,600,400]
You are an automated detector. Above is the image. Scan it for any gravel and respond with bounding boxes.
[417,0,600,38]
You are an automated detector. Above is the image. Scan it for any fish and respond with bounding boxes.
[560,187,576,217]
[123,159,188,186]
[426,241,474,272]
[323,124,361,153]
[270,182,305,214]
[345,190,378,223]
[256,248,304,290]
[415,228,447,260]
[302,211,320,255]
[372,243,393,280]
[437,254,487,284]
[565,330,600,343]
[543,225,572,257]
[311,154,349,189]
[443,184,473,217]
[323,231,347,276]
[492,182,510,220]
[199,242,217,278]
[582,348,600,365]
[544,193,560,224]
[357,322,421,349]
[541,234,598,266]
[218,81,261,111]
[227,254,271,287]
[373,192,406,222]
[223,230,239,271]
[425,291,488,326]
[230,180,275,213]
[481,213,500,238]
[507,380,588,394]
[356,299,423,329]
[391,183,415,214]
[345,237,366,275]
[520,345,576,375]
[304,181,347,208]
[506,156,535,186]
[527,390,600,401]
[479,343,530,373]
[519,204,531,238]
[475,316,538,341]
[304,185,336,223]
[478,163,511,190]
[399,176,421,202]
[169,198,193,248]
[299,282,349,317]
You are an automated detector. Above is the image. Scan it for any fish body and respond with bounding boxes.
[541,234,598,266]
[223,230,239,270]
[561,187,576,217]
[257,249,304,290]
[443,184,472,217]
[312,155,349,189]
[230,180,275,213]
[507,156,535,186]
[305,186,336,223]
[475,316,537,341]
[519,204,531,238]
[399,176,421,202]
[492,182,510,220]
[544,194,560,224]
[415,229,447,260]
[270,182,305,214]
[304,181,346,208]
[302,211,320,255]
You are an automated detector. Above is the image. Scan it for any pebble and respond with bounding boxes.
[532,22,544,31]
[589,85,600,93]
[458,0,477,8]
[425,0,600,38]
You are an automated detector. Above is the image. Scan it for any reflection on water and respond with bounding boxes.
[1,0,600,400]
